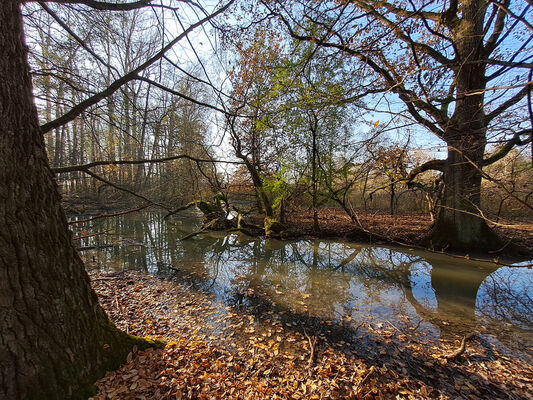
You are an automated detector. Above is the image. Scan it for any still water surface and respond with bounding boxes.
[73,212,533,358]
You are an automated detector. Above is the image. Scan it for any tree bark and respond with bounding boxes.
[244,159,274,218]
[0,2,154,399]
[429,146,500,250]
[429,0,501,251]
[389,183,395,216]
[311,115,320,233]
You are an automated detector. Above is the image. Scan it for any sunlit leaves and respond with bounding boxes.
[90,270,533,400]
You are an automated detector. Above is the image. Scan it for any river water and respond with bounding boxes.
[72,211,533,360]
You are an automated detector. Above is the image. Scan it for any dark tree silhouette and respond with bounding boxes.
[0,1,159,398]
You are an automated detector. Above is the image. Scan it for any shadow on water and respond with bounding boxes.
[73,212,533,361]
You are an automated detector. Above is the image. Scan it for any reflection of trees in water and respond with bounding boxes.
[284,241,354,318]
[344,248,433,333]
[352,248,532,347]
[476,267,533,330]
[349,247,494,337]
[82,213,531,347]
[194,239,357,319]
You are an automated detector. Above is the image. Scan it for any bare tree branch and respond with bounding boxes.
[481,129,533,166]
[355,1,455,66]
[483,0,511,55]
[135,75,245,117]
[37,0,156,11]
[83,169,170,210]
[484,82,532,124]
[52,154,242,174]
[370,0,442,23]
[68,204,153,225]
[405,159,446,185]
[40,0,235,133]
[39,2,119,74]
[488,0,533,33]
[267,8,448,137]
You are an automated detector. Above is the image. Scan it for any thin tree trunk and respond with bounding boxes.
[244,159,273,218]
[0,3,154,399]
[311,118,319,233]
[390,182,395,216]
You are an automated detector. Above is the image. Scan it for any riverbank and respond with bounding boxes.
[64,194,533,259]
[248,208,533,260]
[88,271,532,400]
[287,209,532,245]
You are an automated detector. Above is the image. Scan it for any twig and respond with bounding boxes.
[410,318,423,332]
[180,219,218,240]
[114,295,129,334]
[444,333,478,360]
[84,170,170,211]
[164,201,201,219]
[385,319,404,334]
[304,329,318,369]
[72,230,110,240]
[353,321,365,336]
[348,201,364,229]
[355,365,375,396]
[68,204,153,225]
[90,277,117,281]
[77,244,114,251]
[52,154,241,174]
[487,238,514,254]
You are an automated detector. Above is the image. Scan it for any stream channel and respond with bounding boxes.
[73,211,533,361]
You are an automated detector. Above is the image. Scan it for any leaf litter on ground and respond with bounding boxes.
[89,271,533,399]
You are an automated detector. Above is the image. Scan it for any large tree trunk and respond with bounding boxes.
[428,0,501,251]
[429,146,500,250]
[0,2,153,399]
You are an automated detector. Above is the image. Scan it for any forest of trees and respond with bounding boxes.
[1,0,532,398]
[22,0,533,247]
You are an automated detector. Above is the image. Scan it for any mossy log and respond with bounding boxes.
[264,217,287,237]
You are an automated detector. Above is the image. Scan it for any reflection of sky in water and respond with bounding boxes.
[409,262,438,312]
[476,265,533,329]
[75,212,533,354]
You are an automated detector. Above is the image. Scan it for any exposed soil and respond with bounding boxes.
[248,208,533,259]
[88,271,533,400]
